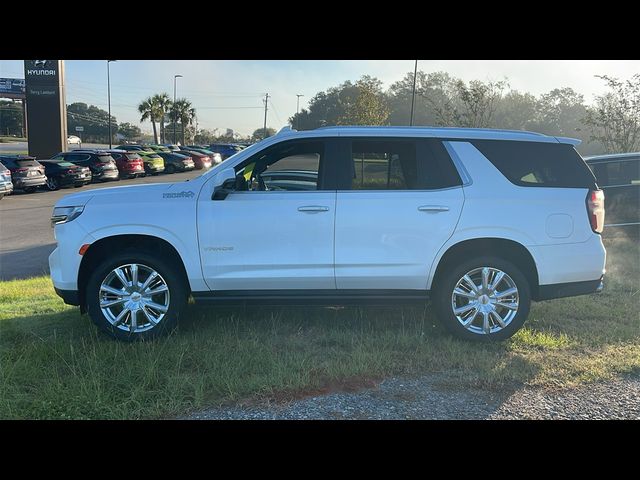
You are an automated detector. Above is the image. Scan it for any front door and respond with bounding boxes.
[334,137,465,290]
[198,138,337,291]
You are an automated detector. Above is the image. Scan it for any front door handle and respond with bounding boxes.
[298,206,330,213]
[418,205,450,213]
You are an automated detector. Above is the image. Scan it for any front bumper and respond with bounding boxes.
[54,287,80,306]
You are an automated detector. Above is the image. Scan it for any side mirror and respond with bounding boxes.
[212,169,237,201]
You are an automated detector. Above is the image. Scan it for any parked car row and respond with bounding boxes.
[0,143,220,197]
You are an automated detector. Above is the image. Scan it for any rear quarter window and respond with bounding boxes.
[471,140,597,189]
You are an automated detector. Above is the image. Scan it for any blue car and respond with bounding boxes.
[207,143,243,160]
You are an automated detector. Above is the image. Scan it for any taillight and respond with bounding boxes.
[587,189,605,234]
[11,167,28,173]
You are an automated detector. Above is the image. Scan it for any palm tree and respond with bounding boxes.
[151,93,172,144]
[171,99,196,145]
[138,97,159,144]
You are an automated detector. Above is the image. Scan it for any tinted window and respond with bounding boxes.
[14,159,40,168]
[236,140,323,191]
[352,140,415,190]
[591,159,640,187]
[125,153,141,161]
[96,155,115,163]
[472,140,597,188]
[66,154,91,162]
[347,139,461,191]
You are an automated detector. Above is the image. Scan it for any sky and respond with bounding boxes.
[1,60,639,137]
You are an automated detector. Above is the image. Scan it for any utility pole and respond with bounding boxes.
[263,93,269,139]
[296,94,304,130]
[173,74,183,144]
[107,60,116,148]
[410,60,418,126]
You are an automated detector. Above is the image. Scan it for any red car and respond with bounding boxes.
[106,150,145,178]
[178,147,212,169]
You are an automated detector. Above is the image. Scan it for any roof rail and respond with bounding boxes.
[314,125,548,137]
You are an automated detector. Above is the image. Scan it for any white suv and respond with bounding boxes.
[49,126,606,342]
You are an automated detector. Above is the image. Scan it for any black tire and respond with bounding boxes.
[432,256,531,342]
[23,186,37,193]
[86,249,188,342]
[165,164,176,174]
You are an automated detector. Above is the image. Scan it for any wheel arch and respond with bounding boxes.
[429,237,540,299]
[77,234,190,312]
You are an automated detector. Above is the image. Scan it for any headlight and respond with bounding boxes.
[51,206,84,227]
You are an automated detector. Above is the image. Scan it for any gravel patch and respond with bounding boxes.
[181,374,640,420]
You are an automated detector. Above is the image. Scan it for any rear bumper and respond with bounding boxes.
[54,287,80,306]
[13,176,46,188]
[59,175,91,187]
[94,170,118,180]
[536,276,604,300]
[0,181,13,194]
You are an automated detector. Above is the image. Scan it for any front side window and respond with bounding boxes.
[235,141,323,192]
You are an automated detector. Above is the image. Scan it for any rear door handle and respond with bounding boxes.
[418,205,450,213]
[298,205,330,213]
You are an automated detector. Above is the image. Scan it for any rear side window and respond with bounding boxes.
[347,138,461,191]
[590,159,640,187]
[472,140,597,188]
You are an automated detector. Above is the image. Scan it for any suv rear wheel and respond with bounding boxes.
[433,256,531,341]
[86,250,188,341]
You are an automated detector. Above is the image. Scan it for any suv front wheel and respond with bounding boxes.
[86,250,187,341]
[433,256,531,341]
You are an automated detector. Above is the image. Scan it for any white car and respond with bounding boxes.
[67,135,81,146]
[49,126,606,342]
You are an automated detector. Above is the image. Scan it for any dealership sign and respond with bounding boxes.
[0,78,26,97]
[23,60,67,159]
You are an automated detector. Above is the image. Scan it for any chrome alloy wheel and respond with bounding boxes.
[99,264,170,333]
[451,267,519,335]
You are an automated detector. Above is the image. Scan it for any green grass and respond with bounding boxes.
[0,150,27,155]
[0,137,26,143]
[0,236,638,419]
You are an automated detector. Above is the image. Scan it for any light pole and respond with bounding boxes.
[107,60,116,148]
[410,60,418,127]
[173,74,183,144]
[295,94,304,130]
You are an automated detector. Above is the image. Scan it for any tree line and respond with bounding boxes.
[288,71,640,155]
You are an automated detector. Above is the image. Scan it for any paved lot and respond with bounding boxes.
[0,169,204,281]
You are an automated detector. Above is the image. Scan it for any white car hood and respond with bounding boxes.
[54,182,177,208]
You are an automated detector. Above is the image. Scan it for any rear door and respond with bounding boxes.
[334,137,464,290]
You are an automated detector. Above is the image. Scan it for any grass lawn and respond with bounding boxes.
[0,236,638,419]
[0,137,27,143]
[0,150,27,155]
